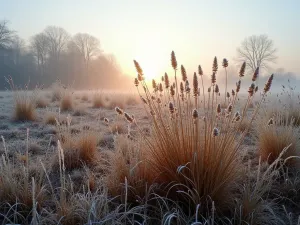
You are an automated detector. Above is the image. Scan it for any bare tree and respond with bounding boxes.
[43,26,69,61]
[236,35,277,73]
[73,33,101,74]
[0,20,15,49]
[30,33,49,75]
[10,35,25,65]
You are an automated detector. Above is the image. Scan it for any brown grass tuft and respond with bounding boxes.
[35,97,49,108]
[257,113,300,166]
[13,95,36,121]
[44,112,57,125]
[51,80,64,101]
[110,121,128,134]
[6,77,37,121]
[60,93,73,111]
[54,129,100,170]
[81,93,89,101]
[93,92,107,108]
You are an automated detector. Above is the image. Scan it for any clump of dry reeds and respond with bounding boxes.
[60,91,74,111]
[51,80,64,102]
[93,92,107,108]
[81,93,89,101]
[0,132,47,222]
[257,112,300,166]
[44,111,57,125]
[6,77,37,121]
[109,51,274,216]
[53,115,100,170]
[35,97,49,108]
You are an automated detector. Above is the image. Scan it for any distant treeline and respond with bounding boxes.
[0,20,131,90]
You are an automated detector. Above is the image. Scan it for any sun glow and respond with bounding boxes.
[131,36,169,82]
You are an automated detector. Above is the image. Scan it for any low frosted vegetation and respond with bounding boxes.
[0,52,300,224]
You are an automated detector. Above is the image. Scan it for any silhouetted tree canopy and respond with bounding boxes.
[0,20,131,90]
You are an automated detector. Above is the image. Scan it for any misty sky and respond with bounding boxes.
[1,0,300,79]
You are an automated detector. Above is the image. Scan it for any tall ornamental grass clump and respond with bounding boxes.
[112,51,274,214]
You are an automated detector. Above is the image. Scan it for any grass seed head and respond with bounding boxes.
[248,83,256,96]
[264,74,274,93]
[239,62,246,77]
[134,78,139,87]
[159,83,163,92]
[212,56,218,72]
[193,72,198,97]
[211,72,216,85]
[213,127,220,136]
[104,117,109,125]
[252,67,259,81]
[169,102,175,114]
[217,103,221,114]
[171,51,178,70]
[152,79,157,90]
[222,58,229,68]
[215,84,219,93]
[181,65,187,82]
[164,72,170,88]
[115,106,124,115]
[198,65,203,75]
[124,112,134,123]
[192,109,199,119]
[236,80,241,93]
[170,85,175,97]
[134,60,143,76]
[267,117,274,126]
